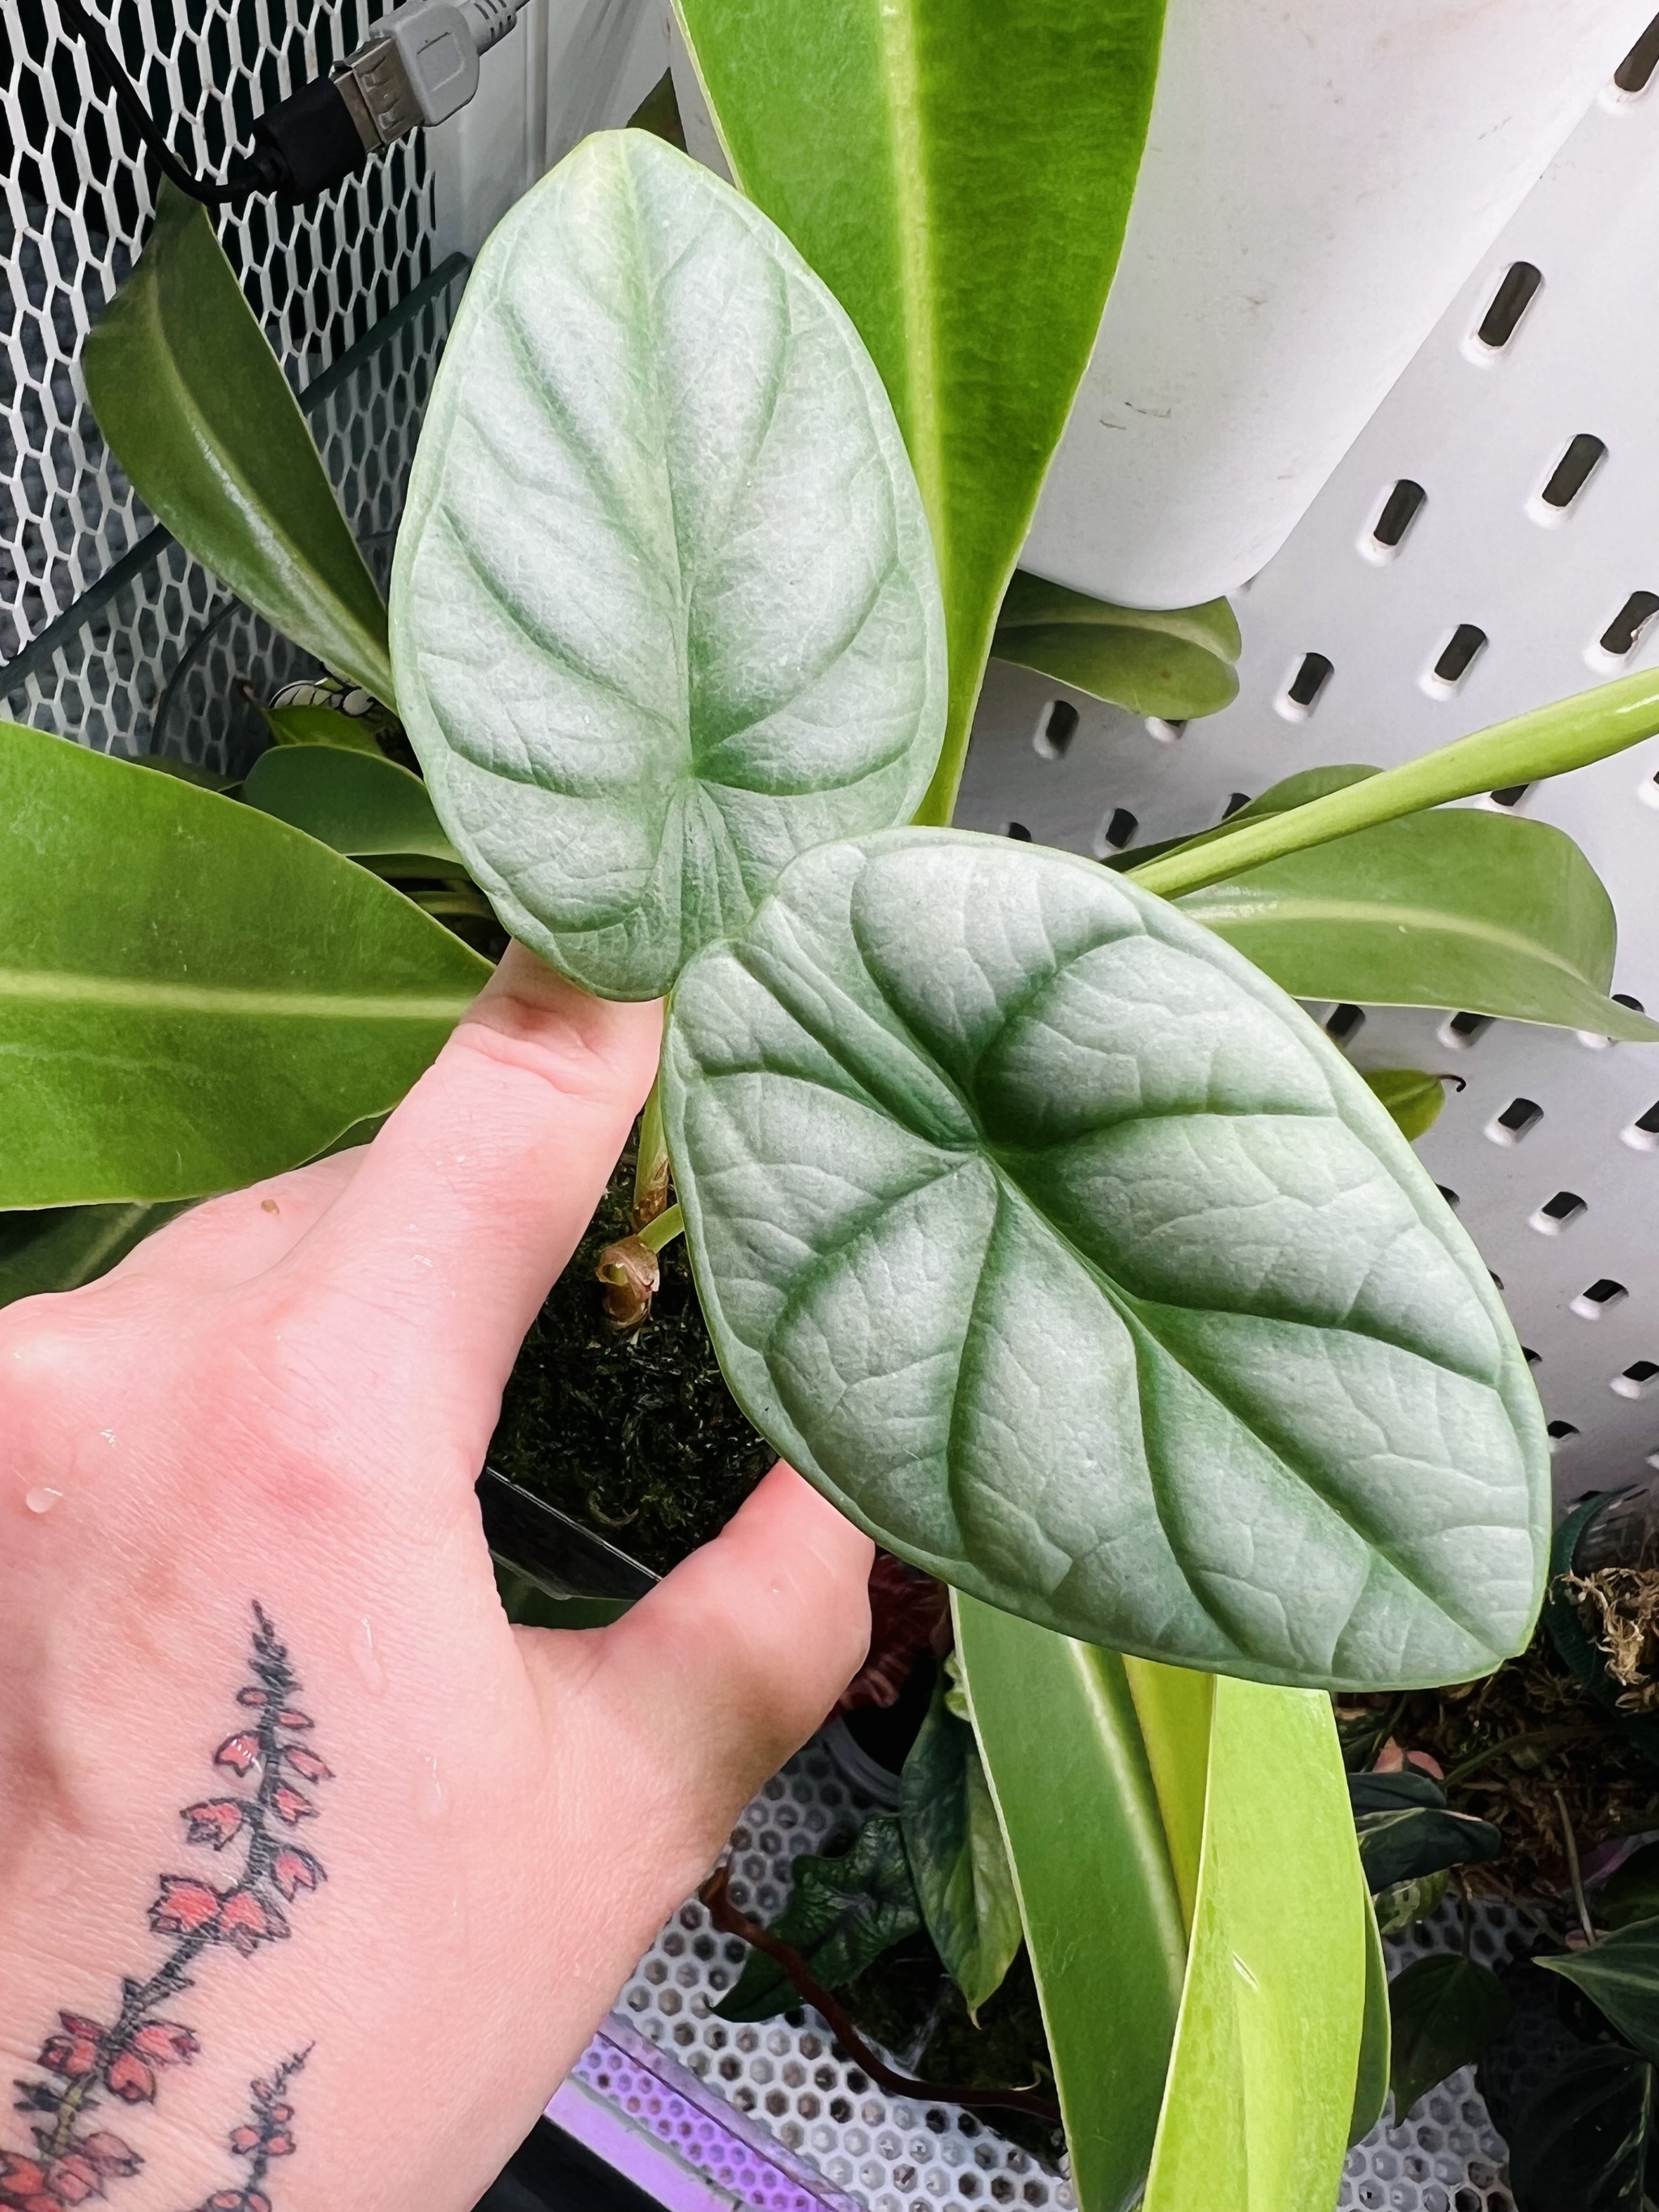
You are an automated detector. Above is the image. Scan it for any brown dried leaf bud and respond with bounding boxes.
[596,1236,660,1330]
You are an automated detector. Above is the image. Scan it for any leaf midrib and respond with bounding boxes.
[877,0,945,586]
[142,267,384,668]
[0,969,473,1022]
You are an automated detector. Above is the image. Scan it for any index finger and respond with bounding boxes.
[274,946,663,1397]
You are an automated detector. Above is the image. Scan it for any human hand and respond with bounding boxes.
[0,947,872,2212]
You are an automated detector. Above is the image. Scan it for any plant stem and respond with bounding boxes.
[1555,1787,1597,1946]
[699,1866,1062,2127]
[632,1073,671,1226]
[1127,665,1659,900]
[638,1202,684,1256]
[1440,1726,1584,1787]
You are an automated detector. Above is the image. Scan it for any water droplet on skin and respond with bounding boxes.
[440,1885,466,1949]
[23,1487,62,1515]
[351,1616,386,1697]
[417,1755,446,1823]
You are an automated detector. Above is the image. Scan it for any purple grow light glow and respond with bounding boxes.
[548,2017,862,2212]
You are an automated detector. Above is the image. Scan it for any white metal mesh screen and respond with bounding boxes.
[611,1743,1077,2212]
[956,37,1659,1509]
[599,1744,1534,2212]
[1,0,433,667]
[0,264,460,760]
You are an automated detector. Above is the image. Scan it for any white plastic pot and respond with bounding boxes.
[1022,0,1657,610]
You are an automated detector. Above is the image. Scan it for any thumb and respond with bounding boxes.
[528,1464,873,1877]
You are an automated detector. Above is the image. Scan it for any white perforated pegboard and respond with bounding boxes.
[958,39,1659,1510]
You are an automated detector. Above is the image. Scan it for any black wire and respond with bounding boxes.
[56,0,275,205]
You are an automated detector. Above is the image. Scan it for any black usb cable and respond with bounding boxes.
[56,0,521,206]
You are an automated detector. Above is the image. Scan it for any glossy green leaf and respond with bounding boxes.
[1351,1885,1392,2145]
[0,1202,187,1309]
[1507,2046,1653,2212]
[1132,670,1659,903]
[1141,1680,1366,2212]
[390,130,946,1002]
[673,0,1167,823]
[241,745,461,865]
[83,183,392,705]
[137,754,238,791]
[1177,782,1659,1043]
[898,1668,1022,2018]
[714,1813,922,2023]
[1365,1071,1450,1143]
[992,574,1240,720]
[1121,1653,1213,1934]
[1388,1954,1509,2120]
[0,720,488,1205]
[1542,1920,1659,2062]
[1595,1844,1659,1932]
[665,828,1548,1688]
[1349,1771,1503,1890]
[954,1595,1187,2212]
[1372,1870,1449,1937]
[258,702,390,757]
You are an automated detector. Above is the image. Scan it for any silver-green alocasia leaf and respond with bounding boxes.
[672,0,1167,823]
[390,129,946,1001]
[663,829,1547,1689]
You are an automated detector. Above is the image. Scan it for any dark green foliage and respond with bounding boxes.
[1388,1954,1508,2119]
[715,1815,922,2024]
[1349,1770,1503,1890]
[1542,1921,1659,2065]
[1507,2047,1655,2212]
[1596,1845,1659,1932]
[491,1158,772,1574]
[841,1938,1063,2166]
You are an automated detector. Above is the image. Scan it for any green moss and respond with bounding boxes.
[490,1153,772,1574]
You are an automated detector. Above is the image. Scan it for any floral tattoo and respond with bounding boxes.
[2,1606,331,2211]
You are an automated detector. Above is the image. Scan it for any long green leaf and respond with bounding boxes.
[672,0,1168,824]
[1350,1885,1392,2145]
[1365,1072,1449,1143]
[0,721,488,1205]
[1132,669,1659,900]
[390,130,945,1001]
[1178,796,1659,1043]
[954,1595,1187,2212]
[992,574,1240,720]
[0,1202,187,1309]
[83,183,393,706]
[1141,1680,1367,2212]
[241,745,462,865]
[665,829,1548,1688]
[898,1668,1023,2018]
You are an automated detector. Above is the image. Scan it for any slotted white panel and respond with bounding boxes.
[959,47,1659,1509]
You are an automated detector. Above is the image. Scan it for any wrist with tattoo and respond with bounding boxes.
[3,1608,326,2212]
